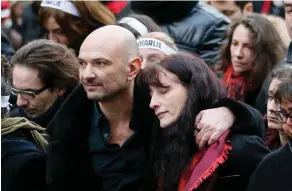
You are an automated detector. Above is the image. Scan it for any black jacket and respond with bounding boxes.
[46,83,266,191]
[1,30,15,60]
[130,1,230,67]
[255,41,292,115]
[1,119,47,191]
[21,2,45,46]
[246,140,292,191]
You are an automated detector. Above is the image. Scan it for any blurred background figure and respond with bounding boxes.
[21,1,45,46]
[130,1,230,68]
[39,0,116,54]
[137,32,177,68]
[221,14,284,107]
[207,0,253,22]
[117,13,161,38]
[1,1,12,31]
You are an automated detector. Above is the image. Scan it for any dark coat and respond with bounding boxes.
[46,83,155,191]
[204,133,270,191]
[1,30,15,60]
[46,81,267,191]
[246,140,292,191]
[1,120,47,191]
[130,1,230,67]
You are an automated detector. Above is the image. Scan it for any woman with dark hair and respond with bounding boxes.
[221,13,284,107]
[265,65,292,150]
[247,76,292,191]
[139,53,269,191]
[117,13,161,38]
[39,0,116,54]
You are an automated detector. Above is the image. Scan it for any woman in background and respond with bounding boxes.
[39,0,116,54]
[221,13,284,107]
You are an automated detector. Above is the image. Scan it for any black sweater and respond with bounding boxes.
[247,140,292,191]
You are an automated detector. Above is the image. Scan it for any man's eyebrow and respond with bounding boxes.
[12,86,39,92]
[284,3,292,8]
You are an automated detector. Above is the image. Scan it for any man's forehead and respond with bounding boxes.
[211,0,236,7]
[79,49,112,62]
[284,0,292,6]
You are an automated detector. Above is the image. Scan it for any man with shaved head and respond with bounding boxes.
[47,25,156,191]
[46,25,267,191]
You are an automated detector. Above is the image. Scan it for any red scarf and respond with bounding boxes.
[178,130,231,191]
[223,65,254,101]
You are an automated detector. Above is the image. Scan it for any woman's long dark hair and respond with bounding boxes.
[138,53,226,190]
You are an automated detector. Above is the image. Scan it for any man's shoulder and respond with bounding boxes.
[258,143,292,165]
[47,84,94,139]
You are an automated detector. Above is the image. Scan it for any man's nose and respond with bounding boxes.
[81,64,96,79]
[16,94,29,107]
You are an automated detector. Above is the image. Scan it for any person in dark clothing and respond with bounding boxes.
[208,0,253,22]
[21,1,45,46]
[1,30,15,60]
[1,55,47,191]
[46,25,267,191]
[138,53,269,191]
[247,77,292,191]
[253,0,285,18]
[8,39,79,127]
[255,0,292,115]
[130,1,230,68]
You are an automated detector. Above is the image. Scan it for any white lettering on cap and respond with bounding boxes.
[137,38,177,55]
[119,17,149,36]
[41,0,80,17]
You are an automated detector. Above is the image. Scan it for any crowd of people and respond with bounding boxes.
[1,1,292,191]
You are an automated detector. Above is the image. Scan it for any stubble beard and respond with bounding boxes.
[86,84,128,102]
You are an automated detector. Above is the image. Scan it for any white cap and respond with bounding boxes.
[119,17,149,36]
[137,38,177,55]
[41,0,80,17]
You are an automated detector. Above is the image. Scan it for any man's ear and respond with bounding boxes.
[243,2,253,15]
[127,57,142,81]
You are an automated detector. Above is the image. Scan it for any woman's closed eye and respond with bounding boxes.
[158,87,169,95]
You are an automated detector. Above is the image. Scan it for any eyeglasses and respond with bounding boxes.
[11,86,48,99]
[275,110,292,123]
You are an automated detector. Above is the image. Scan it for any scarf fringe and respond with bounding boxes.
[190,143,232,191]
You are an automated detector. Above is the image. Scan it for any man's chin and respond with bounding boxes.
[25,112,39,118]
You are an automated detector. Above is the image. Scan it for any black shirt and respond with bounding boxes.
[88,104,154,191]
